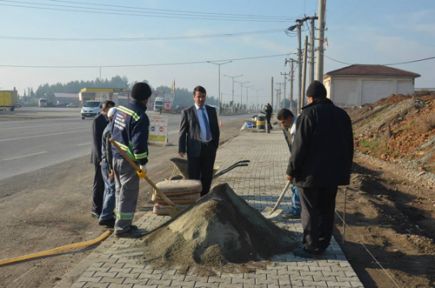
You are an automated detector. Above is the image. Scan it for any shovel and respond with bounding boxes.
[262,180,292,219]
[110,139,179,216]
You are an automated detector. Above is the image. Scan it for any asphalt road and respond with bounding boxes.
[0,107,249,181]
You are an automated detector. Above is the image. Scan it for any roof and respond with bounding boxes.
[79,88,114,93]
[325,64,420,78]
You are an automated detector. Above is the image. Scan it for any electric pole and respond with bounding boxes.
[224,74,243,107]
[316,0,326,81]
[280,72,289,108]
[285,58,297,113]
[300,36,309,113]
[271,77,274,108]
[309,16,318,83]
[207,60,232,115]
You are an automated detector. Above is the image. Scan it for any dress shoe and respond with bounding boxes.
[293,247,324,258]
[98,218,115,228]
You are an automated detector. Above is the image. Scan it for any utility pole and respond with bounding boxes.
[280,72,289,108]
[271,77,274,108]
[309,16,318,83]
[236,80,249,108]
[275,83,282,109]
[224,74,243,107]
[207,60,232,115]
[285,58,297,113]
[316,0,326,81]
[300,36,309,113]
[245,85,253,111]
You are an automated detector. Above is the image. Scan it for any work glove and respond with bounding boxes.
[137,164,147,178]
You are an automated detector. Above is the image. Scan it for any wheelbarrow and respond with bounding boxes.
[169,158,250,180]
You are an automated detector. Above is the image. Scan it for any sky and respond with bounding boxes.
[0,0,434,105]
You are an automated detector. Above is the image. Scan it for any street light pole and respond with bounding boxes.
[207,60,232,114]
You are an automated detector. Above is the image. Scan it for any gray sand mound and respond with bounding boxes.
[142,183,298,273]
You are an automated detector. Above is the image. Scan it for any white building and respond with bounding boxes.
[323,65,420,106]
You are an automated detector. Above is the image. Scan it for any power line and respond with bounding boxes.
[48,0,292,20]
[383,56,435,66]
[0,53,295,69]
[0,0,293,22]
[0,29,286,42]
[325,54,435,66]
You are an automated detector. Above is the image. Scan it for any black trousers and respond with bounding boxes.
[188,143,217,196]
[92,162,105,215]
[299,186,338,251]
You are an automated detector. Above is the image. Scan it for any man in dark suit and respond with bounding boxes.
[178,86,220,196]
[90,100,115,218]
[287,81,353,258]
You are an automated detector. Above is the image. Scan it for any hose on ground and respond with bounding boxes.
[0,230,112,267]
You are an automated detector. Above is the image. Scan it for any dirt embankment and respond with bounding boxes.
[337,94,435,288]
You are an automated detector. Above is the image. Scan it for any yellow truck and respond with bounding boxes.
[0,90,18,111]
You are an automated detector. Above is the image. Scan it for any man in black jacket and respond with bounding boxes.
[178,86,220,196]
[90,100,115,218]
[287,81,353,257]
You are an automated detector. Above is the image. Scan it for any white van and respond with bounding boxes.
[81,100,101,119]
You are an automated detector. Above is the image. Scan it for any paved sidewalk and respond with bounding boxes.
[60,130,363,288]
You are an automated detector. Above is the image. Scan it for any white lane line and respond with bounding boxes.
[0,128,86,143]
[77,142,91,147]
[2,150,48,161]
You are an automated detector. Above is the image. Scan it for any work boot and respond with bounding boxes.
[115,225,145,238]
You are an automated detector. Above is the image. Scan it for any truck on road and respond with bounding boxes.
[0,89,18,111]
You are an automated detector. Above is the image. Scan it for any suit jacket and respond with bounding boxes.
[90,113,108,165]
[178,105,220,158]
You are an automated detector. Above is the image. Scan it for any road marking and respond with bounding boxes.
[2,150,48,161]
[77,142,91,147]
[0,128,86,143]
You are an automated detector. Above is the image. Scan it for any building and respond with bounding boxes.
[78,88,130,105]
[323,64,420,106]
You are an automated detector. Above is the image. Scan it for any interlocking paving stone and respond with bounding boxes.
[62,131,363,288]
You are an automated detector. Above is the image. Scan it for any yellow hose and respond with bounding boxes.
[0,230,112,267]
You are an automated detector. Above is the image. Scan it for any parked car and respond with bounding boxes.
[80,100,101,119]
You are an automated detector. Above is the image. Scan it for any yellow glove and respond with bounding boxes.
[136,165,147,178]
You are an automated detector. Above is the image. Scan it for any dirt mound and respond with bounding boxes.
[141,183,297,274]
[349,94,435,173]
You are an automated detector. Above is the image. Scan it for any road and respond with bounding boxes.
[0,107,249,181]
[0,107,247,288]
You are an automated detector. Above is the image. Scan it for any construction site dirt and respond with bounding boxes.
[337,94,435,288]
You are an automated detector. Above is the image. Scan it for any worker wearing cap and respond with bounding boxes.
[287,81,353,257]
[111,82,151,238]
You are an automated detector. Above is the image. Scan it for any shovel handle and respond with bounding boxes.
[270,180,292,214]
[109,139,176,207]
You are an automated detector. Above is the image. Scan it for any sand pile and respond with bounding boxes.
[142,183,297,273]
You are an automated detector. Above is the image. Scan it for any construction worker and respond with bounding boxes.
[277,108,301,218]
[111,82,152,238]
[264,103,273,132]
[90,100,115,218]
[98,107,117,228]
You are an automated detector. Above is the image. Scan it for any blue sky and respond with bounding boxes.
[0,0,434,105]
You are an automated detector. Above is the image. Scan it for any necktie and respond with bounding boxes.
[201,107,211,141]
